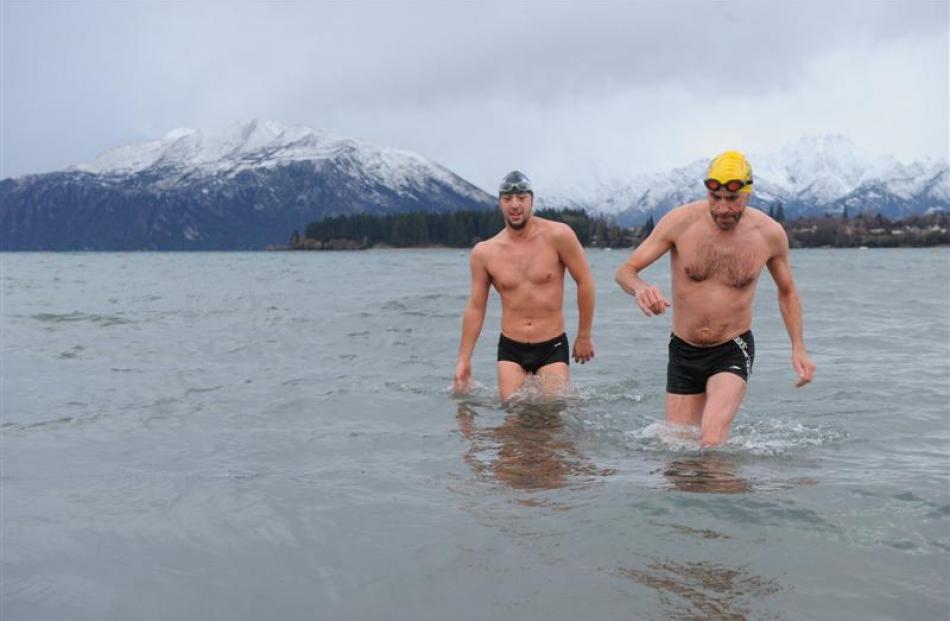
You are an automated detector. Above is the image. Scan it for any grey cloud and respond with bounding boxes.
[1,0,946,183]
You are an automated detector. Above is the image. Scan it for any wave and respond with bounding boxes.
[30,312,133,327]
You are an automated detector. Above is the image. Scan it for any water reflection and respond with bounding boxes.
[620,559,782,621]
[456,401,609,492]
[662,453,752,494]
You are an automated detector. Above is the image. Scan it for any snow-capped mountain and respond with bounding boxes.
[1,120,494,250]
[541,135,949,225]
[72,120,488,201]
[3,127,946,250]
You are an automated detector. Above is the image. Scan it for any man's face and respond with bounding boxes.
[499,192,533,230]
[707,190,749,231]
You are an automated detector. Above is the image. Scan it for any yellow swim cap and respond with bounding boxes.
[706,150,753,193]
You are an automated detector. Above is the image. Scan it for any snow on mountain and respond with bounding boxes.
[2,120,495,250]
[70,119,487,204]
[4,124,947,250]
[544,135,949,224]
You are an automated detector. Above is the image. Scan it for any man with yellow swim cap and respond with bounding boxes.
[614,150,815,448]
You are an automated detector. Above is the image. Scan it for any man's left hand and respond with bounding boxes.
[573,336,595,364]
[792,349,815,387]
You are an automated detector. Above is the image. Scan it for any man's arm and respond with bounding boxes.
[555,224,595,363]
[454,244,491,393]
[765,224,816,387]
[614,209,679,316]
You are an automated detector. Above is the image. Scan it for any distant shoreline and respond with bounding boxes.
[286,209,949,252]
[2,213,947,252]
[6,241,946,253]
[269,242,950,252]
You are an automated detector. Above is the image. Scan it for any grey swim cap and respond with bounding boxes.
[498,170,533,196]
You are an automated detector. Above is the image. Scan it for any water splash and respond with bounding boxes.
[728,419,848,455]
[625,419,847,456]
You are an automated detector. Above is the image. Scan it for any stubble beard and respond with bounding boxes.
[506,214,530,231]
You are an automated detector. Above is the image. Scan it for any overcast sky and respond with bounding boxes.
[2,0,947,193]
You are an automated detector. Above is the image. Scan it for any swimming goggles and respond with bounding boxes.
[704,178,752,193]
[499,180,533,194]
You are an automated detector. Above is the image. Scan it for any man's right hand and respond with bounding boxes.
[635,285,671,317]
[453,359,472,395]
[792,348,815,387]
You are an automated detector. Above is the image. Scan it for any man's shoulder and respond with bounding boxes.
[674,200,708,217]
[469,237,491,258]
[471,237,497,256]
[527,216,563,229]
[659,201,705,234]
[538,219,583,251]
[537,217,574,236]
[746,207,786,239]
[512,217,573,243]
[472,230,511,257]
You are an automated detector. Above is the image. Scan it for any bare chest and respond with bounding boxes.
[487,246,563,292]
[676,237,765,289]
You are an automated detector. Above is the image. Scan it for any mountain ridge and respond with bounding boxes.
[539,135,948,224]
[1,120,496,250]
[2,124,947,250]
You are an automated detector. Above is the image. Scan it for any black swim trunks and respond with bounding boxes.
[667,330,754,395]
[497,333,570,374]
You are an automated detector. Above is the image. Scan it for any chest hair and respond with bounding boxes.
[684,240,759,288]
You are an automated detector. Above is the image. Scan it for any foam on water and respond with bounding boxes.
[624,418,847,456]
[452,377,642,405]
[448,377,846,457]
[575,379,644,405]
[449,376,586,409]
[727,418,849,455]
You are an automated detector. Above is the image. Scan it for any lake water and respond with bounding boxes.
[2,248,948,620]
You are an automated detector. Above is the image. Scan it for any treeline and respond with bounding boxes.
[287,208,948,251]
[303,210,501,247]
[786,212,949,248]
[297,209,634,248]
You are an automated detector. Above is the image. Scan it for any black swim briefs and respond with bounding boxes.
[667,330,754,395]
[497,332,570,374]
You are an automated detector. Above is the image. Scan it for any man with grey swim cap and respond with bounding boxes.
[453,171,596,401]
[614,151,815,448]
